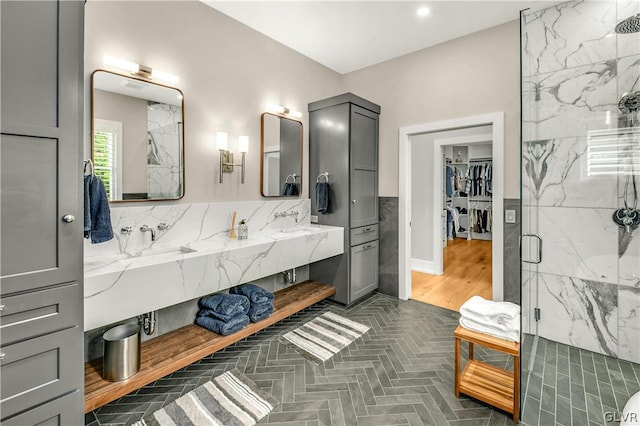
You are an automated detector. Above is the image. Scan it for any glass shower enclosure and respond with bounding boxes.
[520,0,640,425]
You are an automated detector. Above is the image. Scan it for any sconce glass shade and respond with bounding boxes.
[103,55,139,74]
[286,109,303,119]
[151,69,180,85]
[267,103,286,114]
[238,136,249,153]
[216,132,228,150]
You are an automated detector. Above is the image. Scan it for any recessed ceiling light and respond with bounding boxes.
[417,7,430,17]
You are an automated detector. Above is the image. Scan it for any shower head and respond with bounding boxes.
[615,13,640,34]
[619,91,640,113]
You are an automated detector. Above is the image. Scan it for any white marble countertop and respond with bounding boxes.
[84,224,344,331]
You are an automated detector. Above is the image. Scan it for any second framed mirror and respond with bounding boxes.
[260,113,303,197]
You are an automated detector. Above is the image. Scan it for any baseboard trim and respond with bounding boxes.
[411,258,440,275]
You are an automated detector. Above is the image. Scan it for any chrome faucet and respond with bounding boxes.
[140,225,156,241]
[274,210,299,223]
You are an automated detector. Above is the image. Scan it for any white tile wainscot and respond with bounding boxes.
[84,199,343,331]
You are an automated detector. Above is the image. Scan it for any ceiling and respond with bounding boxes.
[203,1,559,74]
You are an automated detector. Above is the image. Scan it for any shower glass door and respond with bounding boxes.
[521,1,640,425]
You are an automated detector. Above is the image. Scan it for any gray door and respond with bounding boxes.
[350,105,378,228]
[1,1,84,295]
[350,241,379,301]
[0,1,84,423]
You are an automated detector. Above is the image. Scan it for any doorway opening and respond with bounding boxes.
[398,113,504,308]
[410,128,494,310]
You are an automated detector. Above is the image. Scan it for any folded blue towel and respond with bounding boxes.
[195,314,249,336]
[248,303,274,323]
[84,175,114,244]
[196,308,241,323]
[315,182,331,214]
[229,284,275,305]
[198,293,249,317]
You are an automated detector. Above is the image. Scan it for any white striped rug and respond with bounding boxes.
[133,368,278,426]
[279,311,370,364]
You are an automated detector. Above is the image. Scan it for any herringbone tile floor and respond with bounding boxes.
[85,293,514,426]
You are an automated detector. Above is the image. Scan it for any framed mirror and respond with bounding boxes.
[260,113,303,197]
[91,70,185,202]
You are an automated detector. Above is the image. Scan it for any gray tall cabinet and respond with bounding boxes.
[309,93,380,305]
[1,1,85,424]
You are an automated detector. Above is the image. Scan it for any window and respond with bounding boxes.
[93,119,123,200]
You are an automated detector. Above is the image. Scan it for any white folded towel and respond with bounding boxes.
[459,316,520,342]
[459,296,520,327]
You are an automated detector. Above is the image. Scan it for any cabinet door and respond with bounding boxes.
[350,105,378,228]
[2,390,82,426]
[350,106,378,170]
[0,327,82,421]
[350,241,379,302]
[350,169,377,228]
[0,0,84,295]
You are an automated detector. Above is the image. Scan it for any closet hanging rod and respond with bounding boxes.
[469,158,492,162]
[316,172,329,183]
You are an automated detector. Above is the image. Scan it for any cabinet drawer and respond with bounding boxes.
[0,326,82,420]
[1,282,80,347]
[350,240,379,302]
[2,389,82,426]
[350,224,378,246]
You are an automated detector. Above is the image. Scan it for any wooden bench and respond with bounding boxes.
[84,280,335,412]
[454,325,521,423]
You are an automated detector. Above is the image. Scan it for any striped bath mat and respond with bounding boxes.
[279,311,370,363]
[133,368,278,426]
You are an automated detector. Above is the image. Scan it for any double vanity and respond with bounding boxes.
[84,200,343,331]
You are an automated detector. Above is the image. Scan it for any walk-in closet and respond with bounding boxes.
[411,132,495,312]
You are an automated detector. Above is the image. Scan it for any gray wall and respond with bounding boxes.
[378,197,399,297]
[503,198,521,304]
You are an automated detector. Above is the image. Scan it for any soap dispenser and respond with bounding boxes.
[238,219,248,240]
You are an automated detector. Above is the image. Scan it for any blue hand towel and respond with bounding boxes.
[198,293,249,317]
[248,303,274,323]
[195,314,249,336]
[315,182,330,214]
[281,182,299,196]
[229,284,275,305]
[84,175,114,244]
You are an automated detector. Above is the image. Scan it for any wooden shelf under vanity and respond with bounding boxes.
[84,280,336,413]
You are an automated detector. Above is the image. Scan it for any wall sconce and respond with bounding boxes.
[103,55,180,86]
[217,132,248,184]
[267,103,303,119]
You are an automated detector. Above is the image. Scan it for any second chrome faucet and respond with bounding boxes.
[274,210,299,223]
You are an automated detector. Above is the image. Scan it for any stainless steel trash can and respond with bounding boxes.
[102,323,140,381]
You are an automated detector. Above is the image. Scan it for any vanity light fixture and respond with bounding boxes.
[216,132,248,184]
[267,103,302,119]
[102,55,180,86]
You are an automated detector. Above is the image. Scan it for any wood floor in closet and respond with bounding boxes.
[412,238,492,312]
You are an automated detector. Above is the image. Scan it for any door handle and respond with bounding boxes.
[62,214,75,223]
[362,244,374,250]
[520,234,542,264]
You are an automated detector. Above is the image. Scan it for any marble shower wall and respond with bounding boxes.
[521,0,640,363]
[147,103,182,198]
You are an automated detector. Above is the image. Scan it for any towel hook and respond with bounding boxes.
[316,172,329,183]
[285,174,297,184]
[84,159,94,176]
